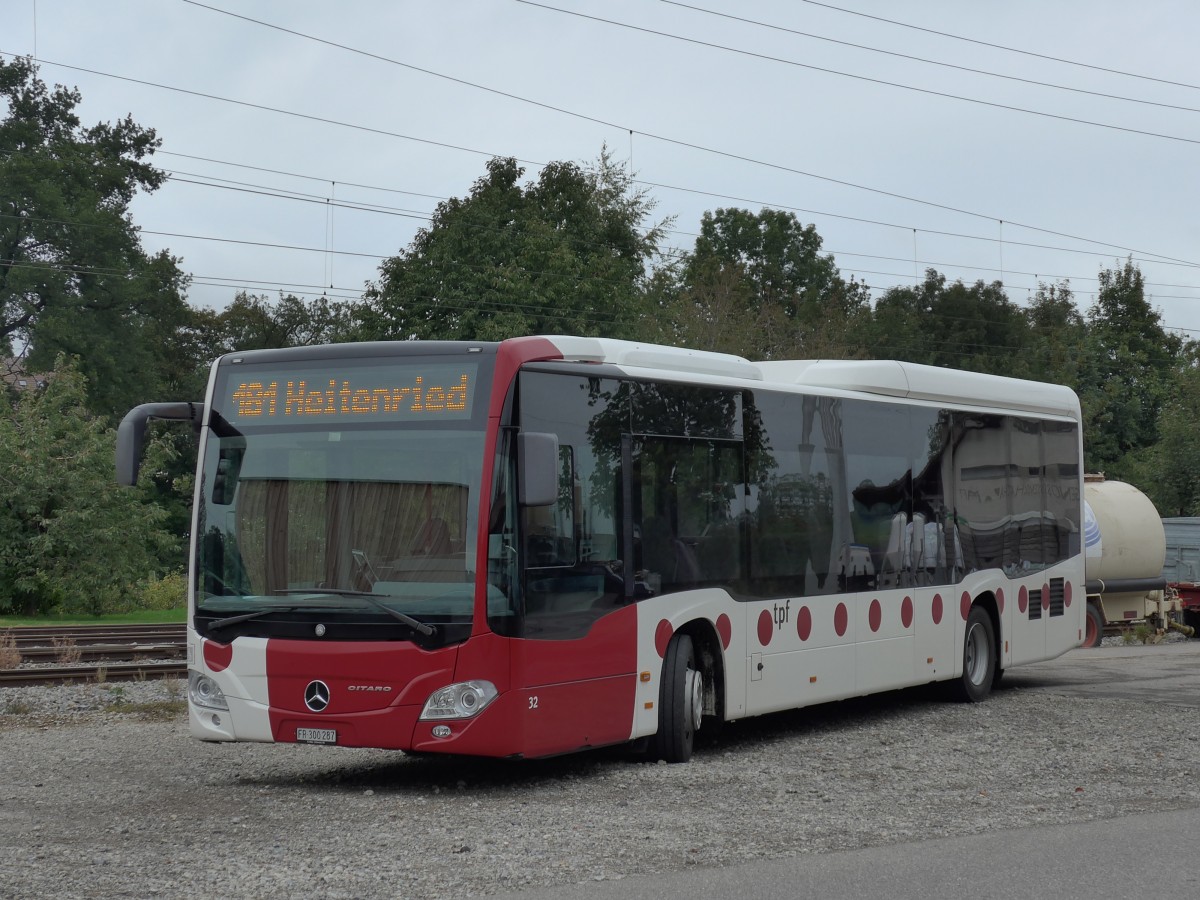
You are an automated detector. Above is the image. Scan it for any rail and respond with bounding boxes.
[0,661,187,687]
[0,623,188,687]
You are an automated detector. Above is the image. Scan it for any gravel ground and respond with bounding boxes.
[2,656,1199,900]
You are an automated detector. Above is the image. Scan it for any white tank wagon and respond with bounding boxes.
[1082,476,1191,646]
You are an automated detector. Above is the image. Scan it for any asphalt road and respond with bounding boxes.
[1005,640,1200,707]
[513,807,1200,900]
[513,641,1200,900]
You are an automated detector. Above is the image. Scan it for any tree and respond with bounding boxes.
[1023,280,1087,387]
[1129,354,1200,515]
[358,150,667,342]
[0,359,177,615]
[193,291,352,355]
[0,57,190,416]
[677,208,870,359]
[1078,259,1183,475]
[867,270,1029,373]
[661,259,759,356]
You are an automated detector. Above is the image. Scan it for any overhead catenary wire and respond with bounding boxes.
[10,184,1200,307]
[6,253,1199,350]
[5,139,1186,281]
[793,0,1200,93]
[165,172,1136,268]
[512,1,1200,150]
[659,0,1200,115]
[4,51,1195,278]
[10,156,1200,311]
[151,7,1200,269]
[4,14,1198,328]
[139,146,1198,278]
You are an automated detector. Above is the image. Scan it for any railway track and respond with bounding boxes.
[5,623,185,647]
[0,661,187,687]
[0,623,188,687]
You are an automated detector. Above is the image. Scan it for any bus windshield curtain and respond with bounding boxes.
[236,480,468,592]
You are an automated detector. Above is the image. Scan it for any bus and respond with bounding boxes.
[116,336,1085,762]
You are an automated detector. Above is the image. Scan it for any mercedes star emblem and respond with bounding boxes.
[304,680,330,712]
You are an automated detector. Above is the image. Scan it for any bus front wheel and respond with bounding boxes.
[953,606,996,703]
[655,633,701,763]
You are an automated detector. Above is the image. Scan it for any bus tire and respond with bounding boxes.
[953,606,996,703]
[655,633,701,763]
[1082,603,1104,648]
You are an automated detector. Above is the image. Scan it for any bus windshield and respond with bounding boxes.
[194,355,487,641]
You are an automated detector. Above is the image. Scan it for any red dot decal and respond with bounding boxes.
[1065,581,1073,608]
[757,609,773,647]
[960,591,972,621]
[996,588,1005,615]
[869,599,882,633]
[834,602,849,637]
[797,605,813,642]
[932,594,944,624]
[1042,584,1051,611]
[901,596,914,629]
[716,614,732,650]
[655,619,673,658]
[203,640,233,673]
[1018,586,1029,613]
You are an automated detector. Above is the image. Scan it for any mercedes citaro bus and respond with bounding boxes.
[117,336,1085,762]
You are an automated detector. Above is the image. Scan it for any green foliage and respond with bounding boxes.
[191,291,354,356]
[0,358,177,615]
[132,571,187,612]
[1078,259,1184,475]
[356,149,667,342]
[672,208,871,359]
[1023,281,1087,386]
[0,57,191,417]
[1125,355,1200,515]
[868,270,1030,373]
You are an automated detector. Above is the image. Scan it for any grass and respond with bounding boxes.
[0,608,186,628]
[3,698,32,716]
[104,681,188,721]
[0,632,19,669]
[111,699,189,722]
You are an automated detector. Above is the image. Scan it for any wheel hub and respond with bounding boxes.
[686,668,703,731]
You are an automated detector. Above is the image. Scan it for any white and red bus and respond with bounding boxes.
[117,336,1085,762]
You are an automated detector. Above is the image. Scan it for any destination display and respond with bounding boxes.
[220,360,479,425]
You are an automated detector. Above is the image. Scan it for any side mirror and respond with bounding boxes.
[115,402,205,486]
[517,432,559,507]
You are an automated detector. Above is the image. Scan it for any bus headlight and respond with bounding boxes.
[419,681,498,720]
[189,670,229,710]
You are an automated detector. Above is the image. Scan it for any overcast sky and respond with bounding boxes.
[6,0,1200,344]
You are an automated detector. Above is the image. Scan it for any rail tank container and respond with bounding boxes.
[1082,476,1172,647]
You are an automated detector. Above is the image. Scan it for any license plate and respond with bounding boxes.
[296,727,337,745]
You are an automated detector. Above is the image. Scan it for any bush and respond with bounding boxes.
[0,360,177,616]
[135,572,188,611]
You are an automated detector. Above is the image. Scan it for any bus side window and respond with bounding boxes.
[633,436,744,594]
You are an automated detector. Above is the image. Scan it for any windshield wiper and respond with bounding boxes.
[272,589,436,637]
[207,605,300,631]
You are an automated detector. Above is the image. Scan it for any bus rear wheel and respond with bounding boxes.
[1082,603,1104,648]
[655,633,701,763]
[952,606,996,703]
